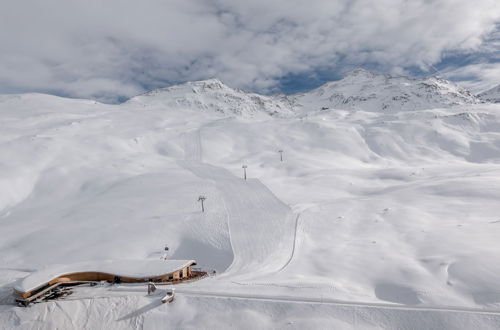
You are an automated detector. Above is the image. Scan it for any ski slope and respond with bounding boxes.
[1,74,500,328]
[180,161,295,276]
[179,126,296,277]
[3,290,500,329]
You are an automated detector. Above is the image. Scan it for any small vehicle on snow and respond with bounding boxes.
[161,288,175,303]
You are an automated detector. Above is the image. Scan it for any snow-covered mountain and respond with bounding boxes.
[2,72,500,329]
[478,84,500,103]
[292,69,479,113]
[126,71,480,117]
[127,78,294,118]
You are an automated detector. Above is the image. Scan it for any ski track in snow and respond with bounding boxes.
[6,288,500,330]
[179,128,296,277]
[276,213,301,273]
[176,289,500,316]
[182,129,202,162]
[55,284,500,316]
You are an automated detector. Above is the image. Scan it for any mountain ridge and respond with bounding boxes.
[126,78,294,118]
[126,69,483,115]
[3,70,495,116]
[290,69,479,113]
[478,84,500,103]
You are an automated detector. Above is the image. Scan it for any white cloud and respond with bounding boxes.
[0,0,499,101]
[443,63,500,93]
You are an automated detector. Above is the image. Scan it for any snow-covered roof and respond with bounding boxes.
[15,259,196,293]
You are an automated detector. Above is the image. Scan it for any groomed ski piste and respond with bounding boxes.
[179,128,296,276]
[1,73,500,328]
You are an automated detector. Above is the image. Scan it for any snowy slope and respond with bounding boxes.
[292,69,479,113]
[0,94,235,274]
[478,84,500,103]
[127,71,480,116]
[1,76,500,328]
[127,78,294,118]
[178,161,295,277]
[3,293,500,329]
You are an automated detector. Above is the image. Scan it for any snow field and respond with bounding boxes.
[1,80,500,328]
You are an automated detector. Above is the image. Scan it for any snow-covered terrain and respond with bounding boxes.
[127,78,294,118]
[479,84,500,103]
[1,72,500,329]
[292,69,479,113]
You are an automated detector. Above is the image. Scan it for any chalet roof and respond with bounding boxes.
[15,259,196,294]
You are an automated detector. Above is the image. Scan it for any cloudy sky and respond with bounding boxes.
[1,0,500,103]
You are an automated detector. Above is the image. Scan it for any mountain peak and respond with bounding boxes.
[344,68,381,79]
[293,70,478,112]
[478,84,500,103]
[128,71,480,116]
[126,78,294,118]
[186,78,226,88]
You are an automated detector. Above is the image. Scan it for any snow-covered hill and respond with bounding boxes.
[1,74,500,329]
[478,84,500,103]
[127,78,294,118]
[292,69,479,113]
[125,70,480,117]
